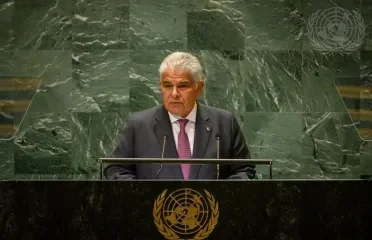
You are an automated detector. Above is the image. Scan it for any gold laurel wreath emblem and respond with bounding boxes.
[153,189,219,240]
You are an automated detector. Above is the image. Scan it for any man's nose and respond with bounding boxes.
[171,86,179,97]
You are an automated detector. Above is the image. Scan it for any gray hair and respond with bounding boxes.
[159,52,203,83]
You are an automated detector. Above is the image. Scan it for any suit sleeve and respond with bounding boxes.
[103,115,136,180]
[227,113,256,180]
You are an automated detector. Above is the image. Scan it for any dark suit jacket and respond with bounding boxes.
[104,102,255,180]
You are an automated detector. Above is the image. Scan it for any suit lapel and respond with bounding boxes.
[190,103,212,179]
[153,105,182,178]
[153,103,213,179]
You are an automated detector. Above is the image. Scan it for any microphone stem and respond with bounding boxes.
[161,135,166,159]
[157,135,167,179]
[216,137,220,179]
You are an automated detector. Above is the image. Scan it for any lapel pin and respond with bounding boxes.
[206,126,210,132]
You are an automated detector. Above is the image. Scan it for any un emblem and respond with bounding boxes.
[307,7,365,54]
[153,188,219,240]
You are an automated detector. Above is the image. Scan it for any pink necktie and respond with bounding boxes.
[177,119,191,180]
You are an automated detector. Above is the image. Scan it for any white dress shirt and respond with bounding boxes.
[168,103,197,155]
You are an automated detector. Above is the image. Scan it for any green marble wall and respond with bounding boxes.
[0,0,371,179]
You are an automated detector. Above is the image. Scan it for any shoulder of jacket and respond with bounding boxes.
[129,105,161,121]
[199,103,233,117]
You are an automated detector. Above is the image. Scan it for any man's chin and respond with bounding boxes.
[168,103,183,109]
[167,106,185,116]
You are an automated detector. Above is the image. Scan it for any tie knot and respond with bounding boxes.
[178,119,189,130]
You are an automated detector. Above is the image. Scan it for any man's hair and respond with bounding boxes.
[159,52,203,83]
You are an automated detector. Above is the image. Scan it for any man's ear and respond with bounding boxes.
[196,80,204,97]
[197,80,205,90]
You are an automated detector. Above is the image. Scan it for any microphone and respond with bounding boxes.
[156,132,168,179]
[215,133,220,179]
[161,132,168,159]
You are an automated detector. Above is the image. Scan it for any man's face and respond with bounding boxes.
[160,69,204,117]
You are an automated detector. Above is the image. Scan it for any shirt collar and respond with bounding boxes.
[168,102,197,124]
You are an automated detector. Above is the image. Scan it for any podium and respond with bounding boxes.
[1,179,371,239]
[99,158,274,180]
[1,159,370,239]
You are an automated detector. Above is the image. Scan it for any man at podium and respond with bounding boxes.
[104,52,256,180]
